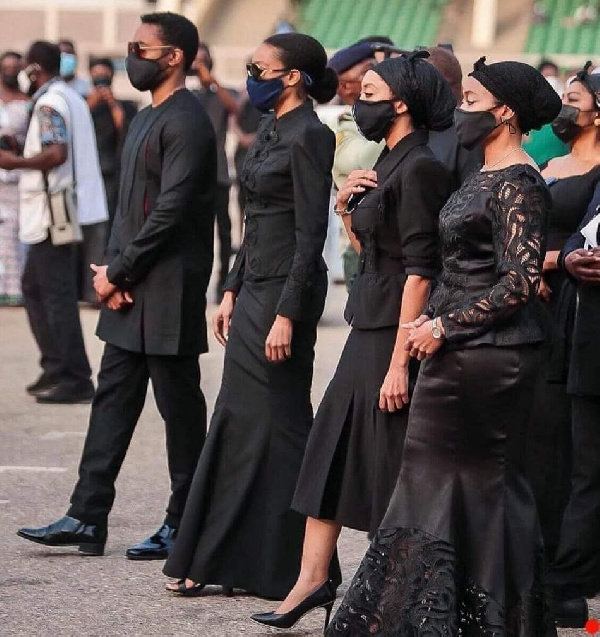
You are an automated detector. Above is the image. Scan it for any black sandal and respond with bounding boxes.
[166,580,206,597]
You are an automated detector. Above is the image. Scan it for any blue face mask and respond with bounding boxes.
[246,76,285,113]
[60,53,77,78]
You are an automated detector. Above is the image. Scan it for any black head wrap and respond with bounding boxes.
[373,50,456,131]
[469,56,562,134]
[570,61,600,109]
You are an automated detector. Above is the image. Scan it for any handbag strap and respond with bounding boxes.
[40,86,76,226]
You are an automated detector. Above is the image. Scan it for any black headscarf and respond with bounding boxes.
[570,61,600,109]
[469,56,562,134]
[373,51,456,131]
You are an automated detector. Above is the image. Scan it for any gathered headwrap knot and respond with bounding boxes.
[373,50,456,132]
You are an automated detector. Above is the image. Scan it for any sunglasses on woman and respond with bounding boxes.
[128,42,174,58]
[246,62,289,81]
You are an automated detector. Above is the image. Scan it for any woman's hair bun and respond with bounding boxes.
[264,33,338,104]
[309,66,339,104]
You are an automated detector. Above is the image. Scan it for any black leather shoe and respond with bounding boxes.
[36,383,94,405]
[126,524,177,560]
[26,375,58,397]
[17,515,106,555]
[554,597,588,627]
[251,580,336,634]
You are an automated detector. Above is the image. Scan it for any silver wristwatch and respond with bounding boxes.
[431,317,443,339]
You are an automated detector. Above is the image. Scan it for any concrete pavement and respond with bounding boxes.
[0,285,595,635]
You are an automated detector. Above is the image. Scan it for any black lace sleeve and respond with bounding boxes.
[275,122,335,321]
[440,170,548,343]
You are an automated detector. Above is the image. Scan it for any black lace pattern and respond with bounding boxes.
[429,165,549,344]
[327,527,556,637]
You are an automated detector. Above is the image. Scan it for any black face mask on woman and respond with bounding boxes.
[353,99,397,142]
[551,104,596,143]
[454,106,505,150]
[126,53,169,92]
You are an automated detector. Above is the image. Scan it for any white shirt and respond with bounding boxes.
[19,79,108,244]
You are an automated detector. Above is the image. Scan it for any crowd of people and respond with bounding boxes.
[3,8,600,636]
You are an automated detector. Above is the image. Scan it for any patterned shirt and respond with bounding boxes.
[37,105,68,147]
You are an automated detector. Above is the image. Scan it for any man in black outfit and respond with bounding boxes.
[87,57,138,235]
[17,12,217,560]
[190,43,239,302]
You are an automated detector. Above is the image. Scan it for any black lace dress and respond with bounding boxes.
[164,101,341,599]
[327,165,557,637]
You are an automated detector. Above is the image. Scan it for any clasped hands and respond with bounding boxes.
[402,314,444,361]
[90,264,133,310]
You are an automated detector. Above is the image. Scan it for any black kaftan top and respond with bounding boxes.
[224,100,335,322]
[428,164,550,347]
[345,130,453,330]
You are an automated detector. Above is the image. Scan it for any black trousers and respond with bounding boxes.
[215,183,231,298]
[21,238,92,388]
[68,343,207,528]
[549,395,600,600]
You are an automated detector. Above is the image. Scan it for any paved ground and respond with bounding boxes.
[0,284,596,636]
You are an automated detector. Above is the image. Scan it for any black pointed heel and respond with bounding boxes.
[250,579,336,634]
[78,542,105,556]
[222,586,234,597]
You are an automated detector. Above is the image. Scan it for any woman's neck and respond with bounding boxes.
[482,132,525,169]
[275,92,305,119]
[385,120,415,149]
[570,129,600,163]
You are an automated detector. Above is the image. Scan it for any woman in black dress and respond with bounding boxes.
[251,52,455,631]
[326,58,562,636]
[163,33,339,600]
[527,63,600,566]
[544,68,600,627]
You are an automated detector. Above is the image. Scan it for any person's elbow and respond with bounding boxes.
[44,143,68,169]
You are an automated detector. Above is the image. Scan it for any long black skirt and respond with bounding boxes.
[164,276,336,600]
[328,345,557,637]
[292,326,416,536]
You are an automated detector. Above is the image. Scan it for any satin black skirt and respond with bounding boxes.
[292,326,417,536]
[163,275,340,600]
[327,344,557,637]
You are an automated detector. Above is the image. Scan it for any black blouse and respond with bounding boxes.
[345,130,453,329]
[546,165,600,251]
[224,101,335,322]
[429,164,550,347]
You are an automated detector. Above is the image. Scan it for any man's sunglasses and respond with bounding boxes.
[128,42,174,58]
[246,62,288,81]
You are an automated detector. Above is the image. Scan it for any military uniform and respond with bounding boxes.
[318,105,383,289]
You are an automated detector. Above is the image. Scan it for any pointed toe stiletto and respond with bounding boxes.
[166,580,206,597]
[250,580,335,634]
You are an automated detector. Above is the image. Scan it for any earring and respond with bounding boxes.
[508,122,517,135]
[594,118,600,127]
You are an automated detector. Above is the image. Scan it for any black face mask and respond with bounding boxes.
[353,99,397,142]
[126,53,169,92]
[454,106,504,150]
[2,73,20,90]
[551,104,596,143]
